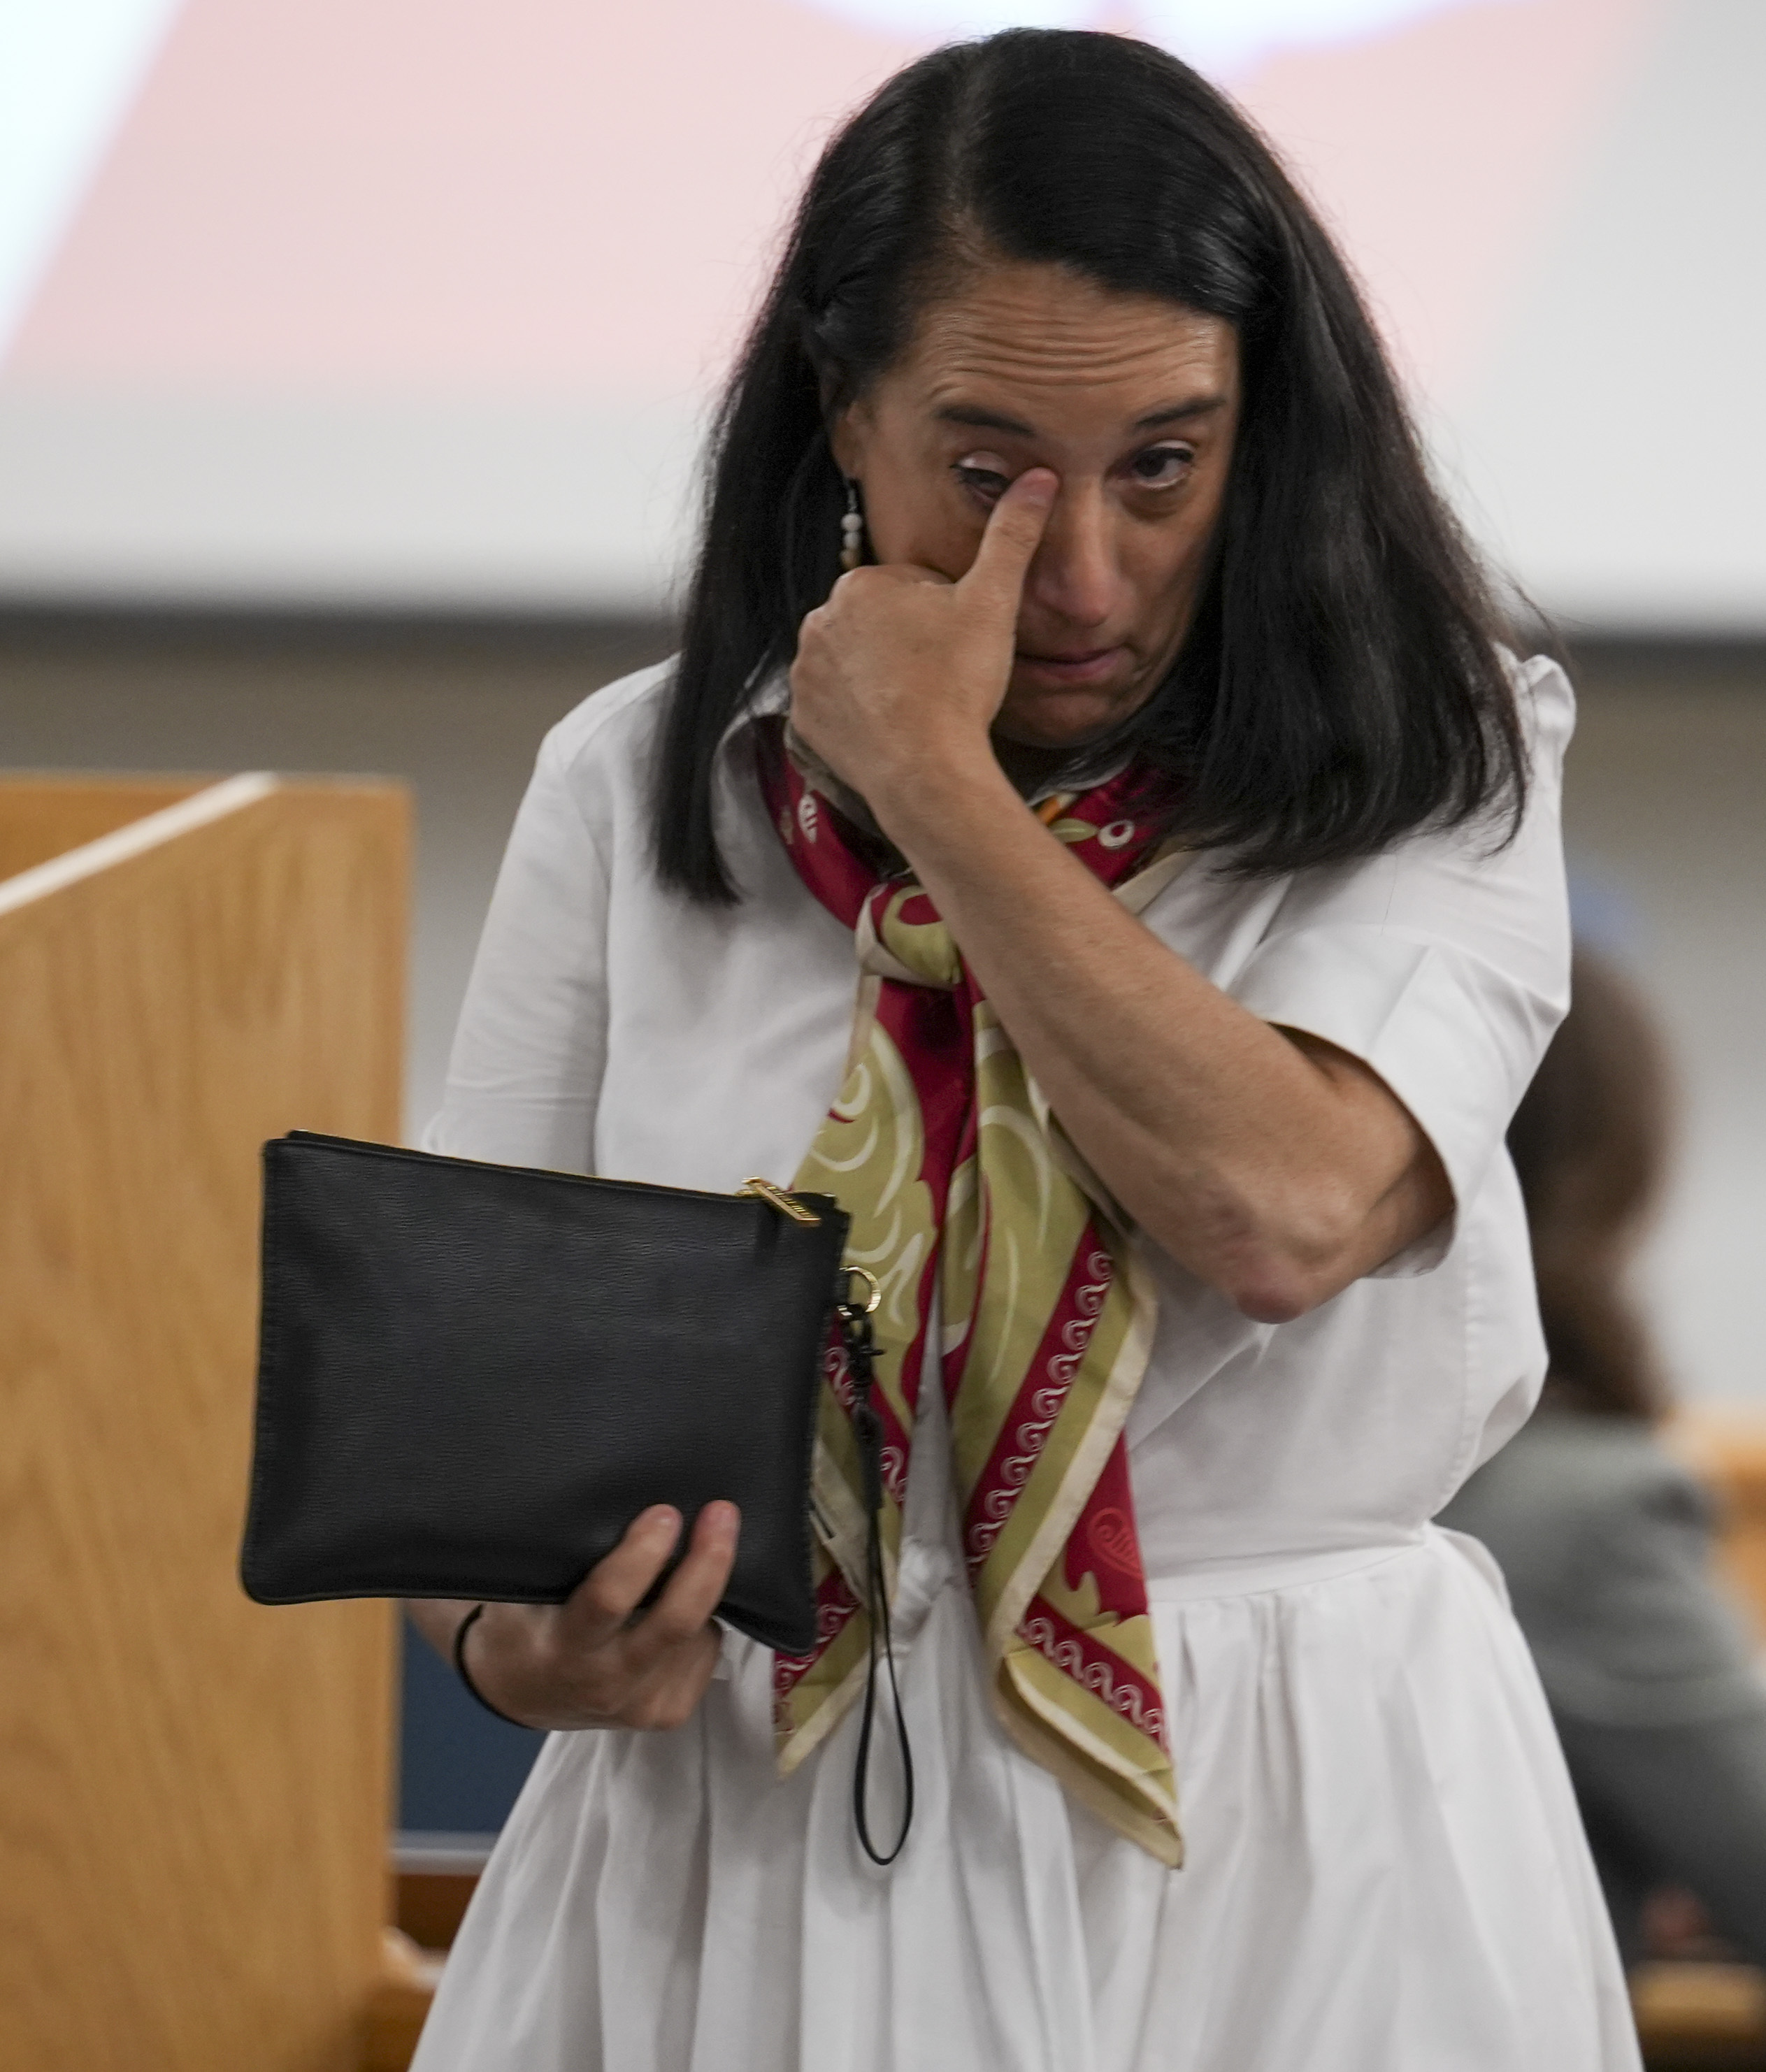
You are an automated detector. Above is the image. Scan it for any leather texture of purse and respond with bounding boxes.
[240,1131,851,1656]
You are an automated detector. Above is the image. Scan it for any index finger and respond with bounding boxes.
[959,467,1057,611]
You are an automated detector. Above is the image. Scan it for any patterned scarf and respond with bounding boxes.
[757,718,1186,1866]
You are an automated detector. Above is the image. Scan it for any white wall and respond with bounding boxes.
[0,393,703,614]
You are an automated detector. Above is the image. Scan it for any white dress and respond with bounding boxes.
[411,656,1641,2072]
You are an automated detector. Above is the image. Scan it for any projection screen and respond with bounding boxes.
[0,0,1759,628]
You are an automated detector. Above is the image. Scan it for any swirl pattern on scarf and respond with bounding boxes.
[757,717,1184,1866]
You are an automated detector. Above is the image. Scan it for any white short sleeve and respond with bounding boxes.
[1226,655,1574,1273]
[423,719,613,1174]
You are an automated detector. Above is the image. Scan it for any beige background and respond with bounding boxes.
[1,617,1759,1403]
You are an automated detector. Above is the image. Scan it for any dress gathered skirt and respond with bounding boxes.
[415,1522,1636,2072]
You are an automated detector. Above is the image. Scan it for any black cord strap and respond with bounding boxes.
[452,1602,531,1728]
[839,1298,915,1866]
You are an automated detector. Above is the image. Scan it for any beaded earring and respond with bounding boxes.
[839,481,865,573]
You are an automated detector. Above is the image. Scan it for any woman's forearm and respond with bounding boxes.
[875,751,1448,1319]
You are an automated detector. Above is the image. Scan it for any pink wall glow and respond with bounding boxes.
[4,0,1661,408]
[1232,0,1659,400]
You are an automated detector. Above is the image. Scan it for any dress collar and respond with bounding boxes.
[718,668,791,751]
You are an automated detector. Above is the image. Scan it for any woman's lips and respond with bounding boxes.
[1012,645,1128,686]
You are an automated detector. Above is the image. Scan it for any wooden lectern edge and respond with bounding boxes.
[0,771,282,916]
[0,770,404,916]
[1,771,408,2070]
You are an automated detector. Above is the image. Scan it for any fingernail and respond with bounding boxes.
[708,1501,740,1537]
[646,1505,681,1533]
[1017,468,1057,503]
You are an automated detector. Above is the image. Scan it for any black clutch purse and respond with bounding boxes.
[239,1131,851,1656]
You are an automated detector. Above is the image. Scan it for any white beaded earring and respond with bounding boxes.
[839,480,865,573]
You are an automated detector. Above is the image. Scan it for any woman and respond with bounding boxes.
[1442,948,1766,1966]
[410,30,1637,2071]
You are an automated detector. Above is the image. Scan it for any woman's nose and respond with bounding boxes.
[1023,481,1120,629]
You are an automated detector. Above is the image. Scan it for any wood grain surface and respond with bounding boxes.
[0,777,408,2071]
[0,776,202,883]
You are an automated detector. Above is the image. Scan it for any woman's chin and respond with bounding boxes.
[996,670,1149,751]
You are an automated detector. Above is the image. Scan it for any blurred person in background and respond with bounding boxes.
[407,30,1637,2072]
[1442,947,1766,1965]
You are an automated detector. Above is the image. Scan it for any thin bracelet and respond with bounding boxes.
[452,1603,531,1729]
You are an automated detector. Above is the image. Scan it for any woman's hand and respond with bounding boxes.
[789,469,1056,819]
[439,1501,740,1733]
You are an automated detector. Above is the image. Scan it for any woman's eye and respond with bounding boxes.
[1128,444,1194,489]
[953,452,1012,501]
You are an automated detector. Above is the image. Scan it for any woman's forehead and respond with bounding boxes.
[891,262,1238,431]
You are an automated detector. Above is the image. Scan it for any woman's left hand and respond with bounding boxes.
[788,469,1056,819]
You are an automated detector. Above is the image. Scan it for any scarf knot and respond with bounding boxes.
[856,883,964,989]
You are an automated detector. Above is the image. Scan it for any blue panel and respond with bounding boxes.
[398,1616,543,1836]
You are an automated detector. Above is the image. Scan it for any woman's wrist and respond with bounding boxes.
[454,1603,533,1729]
[866,739,1025,861]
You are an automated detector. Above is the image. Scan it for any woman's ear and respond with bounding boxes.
[826,396,870,484]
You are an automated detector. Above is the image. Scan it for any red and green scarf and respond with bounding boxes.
[759,718,1185,1866]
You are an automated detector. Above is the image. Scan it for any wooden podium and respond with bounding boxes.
[0,775,408,2071]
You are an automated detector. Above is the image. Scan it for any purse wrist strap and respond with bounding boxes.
[839,1299,915,1866]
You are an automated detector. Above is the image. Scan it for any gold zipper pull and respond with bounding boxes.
[739,1177,822,1226]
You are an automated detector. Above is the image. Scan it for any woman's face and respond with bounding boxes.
[830,261,1240,752]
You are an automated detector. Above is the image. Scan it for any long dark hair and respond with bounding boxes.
[655,28,1527,902]
[1509,949,1674,1421]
